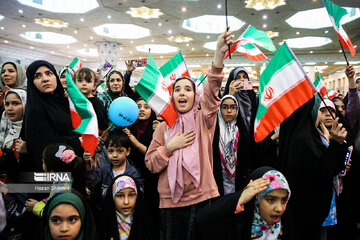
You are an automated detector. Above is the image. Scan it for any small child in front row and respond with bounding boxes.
[86,128,143,207]
[101,174,158,240]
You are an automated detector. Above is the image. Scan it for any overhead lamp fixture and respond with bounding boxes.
[283,37,332,48]
[20,31,77,44]
[35,18,69,28]
[136,44,178,54]
[0,15,4,21]
[245,0,286,11]
[265,31,279,38]
[126,6,163,19]
[93,24,150,39]
[167,36,193,43]
[18,0,99,13]
[77,48,98,57]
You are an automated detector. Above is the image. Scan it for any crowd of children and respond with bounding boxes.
[0,29,359,240]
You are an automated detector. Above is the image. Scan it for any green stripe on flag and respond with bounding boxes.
[324,0,348,29]
[242,26,276,53]
[160,52,184,77]
[314,73,321,86]
[135,54,160,102]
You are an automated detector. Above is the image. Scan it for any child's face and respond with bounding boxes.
[258,189,288,226]
[4,93,23,122]
[60,72,67,89]
[318,107,335,128]
[75,74,96,97]
[113,187,137,216]
[173,79,195,113]
[333,100,345,118]
[49,203,81,240]
[107,144,130,168]
[220,98,237,123]
[137,99,151,121]
[109,73,123,93]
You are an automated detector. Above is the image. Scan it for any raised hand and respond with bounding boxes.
[237,178,270,206]
[330,117,347,144]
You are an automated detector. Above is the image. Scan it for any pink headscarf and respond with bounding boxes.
[167,78,201,203]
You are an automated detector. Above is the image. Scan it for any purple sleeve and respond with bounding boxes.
[346,88,360,128]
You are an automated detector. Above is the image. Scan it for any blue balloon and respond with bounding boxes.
[108,97,139,127]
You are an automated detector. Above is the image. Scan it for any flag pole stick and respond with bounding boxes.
[338,40,349,66]
[225,0,231,59]
[316,92,336,120]
[197,74,208,87]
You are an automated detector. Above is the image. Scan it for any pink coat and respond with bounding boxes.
[145,65,223,208]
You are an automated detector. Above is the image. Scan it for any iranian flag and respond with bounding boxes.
[225,39,267,61]
[326,89,339,99]
[67,59,98,155]
[241,25,277,53]
[159,51,190,93]
[314,73,329,98]
[69,57,82,71]
[136,54,178,127]
[254,42,316,142]
[323,0,356,57]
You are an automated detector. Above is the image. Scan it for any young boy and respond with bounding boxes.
[86,128,142,202]
[74,67,109,131]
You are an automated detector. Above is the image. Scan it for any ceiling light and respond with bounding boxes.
[20,32,77,44]
[80,18,84,22]
[355,45,357,48]
[182,15,245,34]
[265,31,279,38]
[334,61,360,65]
[168,30,172,34]
[203,41,217,50]
[285,37,332,48]
[126,6,163,19]
[0,27,4,30]
[151,39,154,42]
[18,0,99,13]
[0,15,3,21]
[130,40,134,43]
[67,45,70,48]
[315,65,328,71]
[168,36,193,43]
[206,53,209,56]
[263,15,268,19]
[192,47,195,51]
[286,7,360,29]
[324,30,329,33]
[77,48,98,56]
[186,43,189,47]
[339,50,342,52]
[207,35,210,39]
[84,44,87,47]
[51,51,55,54]
[310,51,313,53]
[160,56,163,58]
[188,65,201,68]
[18,9,23,13]
[182,7,187,12]
[22,24,26,28]
[30,46,33,49]
[107,15,111,19]
[83,59,87,61]
[74,30,78,34]
[158,22,162,26]
[93,24,150,39]
[263,24,267,28]
[35,18,69,28]
[217,4,222,9]
[296,31,300,35]
[120,47,123,50]
[130,51,133,54]
[245,0,286,10]
[4,40,9,43]
[136,44,178,53]
[68,55,72,58]
[90,36,93,40]
[305,62,316,65]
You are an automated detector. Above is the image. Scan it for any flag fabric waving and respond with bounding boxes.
[136,54,178,128]
[323,0,356,57]
[241,25,277,53]
[326,89,339,99]
[159,51,190,93]
[67,59,98,155]
[69,57,82,72]
[225,39,267,61]
[254,42,316,142]
[313,73,329,98]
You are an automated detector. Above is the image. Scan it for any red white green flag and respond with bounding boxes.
[254,42,316,142]
[225,39,267,61]
[69,57,82,72]
[313,73,329,98]
[67,58,98,155]
[323,0,356,57]
[159,51,190,93]
[241,25,277,53]
[136,54,178,127]
[326,89,339,99]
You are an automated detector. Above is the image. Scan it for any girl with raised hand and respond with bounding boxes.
[37,191,98,240]
[101,174,157,240]
[194,167,291,240]
[144,29,233,240]
[22,60,82,171]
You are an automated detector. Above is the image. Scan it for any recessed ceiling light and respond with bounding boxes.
[296,31,300,35]
[266,31,279,38]
[74,30,78,34]
[18,9,23,14]
[206,53,209,56]
[30,46,34,49]
[130,51,133,54]
[285,37,332,48]
[324,30,329,33]
[186,43,189,47]
[263,24,267,28]
[107,15,112,19]
[182,15,245,34]
[339,49,342,52]
[120,47,123,50]
[139,57,142,59]
[355,45,358,48]
[168,36,193,43]
[83,58,87,61]
[35,18,69,28]
[305,62,316,65]
[22,24,26,28]
[90,36,93,40]
[4,40,8,43]
[245,0,286,10]
[192,47,195,51]
[18,0,99,13]
[93,24,150,39]
[68,55,72,58]
[286,7,360,29]
[182,7,187,12]
[203,41,217,50]
[263,15,268,19]
[207,35,210,39]
[77,48,98,56]
[0,27,4,30]
[20,32,77,44]
[183,55,186,57]
[151,39,154,42]
[217,4,222,9]
[136,44,178,53]
[168,30,172,34]
[0,15,3,21]
[160,56,163,58]
[80,18,84,22]
[325,62,328,64]
[130,40,134,43]
[126,6,163,19]
[158,22,162,26]
[310,51,313,53]
[51,51,55,54]
[67,45,70,48]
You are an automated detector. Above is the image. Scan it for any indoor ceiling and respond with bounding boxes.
[0,0,359,81]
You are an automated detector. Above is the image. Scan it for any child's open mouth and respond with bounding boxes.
[178,99,187,106]
[270,215,280,223]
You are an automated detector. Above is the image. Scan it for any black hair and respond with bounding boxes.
[172,76,196,93]
[105,127,132,149]
[0,149,19,182]
[42,143,86,195]
[74,67,97,84]
[1,62,17,71]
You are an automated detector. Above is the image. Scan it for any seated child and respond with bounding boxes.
[101,174,158,240]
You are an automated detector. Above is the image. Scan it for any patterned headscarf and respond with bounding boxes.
[251,170,291,240]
